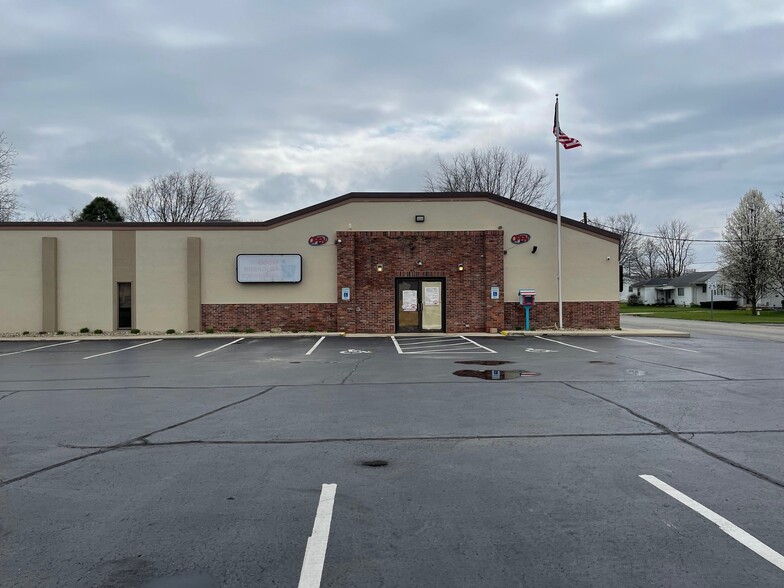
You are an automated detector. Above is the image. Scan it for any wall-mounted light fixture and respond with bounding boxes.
[416,259,423,266]
[531,246,538,254]
[415,215,425,223]
[457,263,465,272]
[376,263,383,272]
[336,238,342,244]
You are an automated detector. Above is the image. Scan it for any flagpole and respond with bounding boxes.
[555,94,563,330]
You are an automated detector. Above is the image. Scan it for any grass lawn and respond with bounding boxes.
[619,304,784,324]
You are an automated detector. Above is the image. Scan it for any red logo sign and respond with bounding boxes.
[511,233,531,244]
[308,235,329,246]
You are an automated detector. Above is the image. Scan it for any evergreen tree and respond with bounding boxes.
[76,196,125,222]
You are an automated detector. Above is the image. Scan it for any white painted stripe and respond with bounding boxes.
[640,475,784,572]
[400,341,476,350]
[534,336,597,353]
[0,340,79,357]
[390,336,403,354]
[83,339,163,359]
[298,483,338,588]
[460,336,497,353]
[613,335,698,353]
[402,348,495,355]
[305,336,326,356]
[194,337,244,358]
[397,338,465,346]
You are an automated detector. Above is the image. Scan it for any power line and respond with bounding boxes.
[590,222,783,244]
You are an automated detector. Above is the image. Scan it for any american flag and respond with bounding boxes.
[553,98,582,149]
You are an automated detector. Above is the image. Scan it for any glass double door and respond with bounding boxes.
[395,278,445,333]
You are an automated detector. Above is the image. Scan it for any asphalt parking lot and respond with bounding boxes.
[2,331,784,587]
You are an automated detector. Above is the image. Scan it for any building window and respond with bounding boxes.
[702,284,707,293]
[677,287,685,296]
[628,285,633,292]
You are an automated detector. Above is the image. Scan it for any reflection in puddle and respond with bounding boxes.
[454,360,513,366]
[453,369,540,380]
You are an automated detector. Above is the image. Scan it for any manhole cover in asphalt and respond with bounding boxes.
[453,369,540,380]
[589,360,615,365]
[454,360,513,366]
[340,349,372,354]
[361,460,389,467]
[626,368,646,376]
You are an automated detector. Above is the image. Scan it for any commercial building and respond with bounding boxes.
[0,192,620,334]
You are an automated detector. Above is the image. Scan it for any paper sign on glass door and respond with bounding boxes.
[424,286,440,306]
[402,290,418,311]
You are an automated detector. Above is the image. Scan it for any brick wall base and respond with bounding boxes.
[504,301,620,330]
[202,303,337,332]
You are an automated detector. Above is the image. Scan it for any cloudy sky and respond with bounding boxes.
[2,0,783,268]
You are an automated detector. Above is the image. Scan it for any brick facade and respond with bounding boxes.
[200,230,619,334]
[504,301,620,330]
[336,230,505,334]
[202,303,337,332]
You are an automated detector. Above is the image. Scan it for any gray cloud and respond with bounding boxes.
[2,0,783,270]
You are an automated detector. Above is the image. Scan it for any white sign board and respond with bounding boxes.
[707,281,717,292]
[236,254,302,283]
[341,287,350,301]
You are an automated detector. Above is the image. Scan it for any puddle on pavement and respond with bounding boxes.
[361,460,389,467]
[589,360,615,365]
[454,360,513,366]
[453,369,540,380]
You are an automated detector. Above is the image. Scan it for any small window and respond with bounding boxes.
[628,285,633,292]
[702,284,707,293]
[677,287,684,296]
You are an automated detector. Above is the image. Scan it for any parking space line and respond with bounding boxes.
[0,340,79,357]
[194,337,244,358]
[305,336,326,356]
[83,339,163,360]
[640,475,784,571]
[390,336,403,354]
[396,337,465,346]
[534,336,597,353]
[460,336,497,353]
[298,483,337,588]
[613,336,699,353]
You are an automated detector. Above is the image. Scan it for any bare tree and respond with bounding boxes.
[718,189,778,314]
[0,132,20,221]
[630,238,663,281]
[126,170,237,222]
[424,146,552,210]
[655,219,694,278]
[591,213,642,278]
[772,193,784,301]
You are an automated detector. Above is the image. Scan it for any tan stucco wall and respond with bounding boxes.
[0,231,112,332]
[0,198,618,332]
[0,232,44,332]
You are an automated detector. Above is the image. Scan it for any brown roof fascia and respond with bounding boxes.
[0,192,620,242]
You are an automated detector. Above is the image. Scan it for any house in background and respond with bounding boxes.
[631,271,735,306]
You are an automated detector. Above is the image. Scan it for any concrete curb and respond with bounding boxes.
[0,329,690,342]
[502,329,690,338]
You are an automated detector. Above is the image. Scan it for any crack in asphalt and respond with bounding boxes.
[563,382,784,491]
[340,353,378,385]
[614,354,734,380]
[0,386,276,489]
[0,376,151,383]
[0,390,21,402]
[55,427,784,451]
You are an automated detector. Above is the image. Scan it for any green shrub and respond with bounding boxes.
[627,293,642,306]
[130,328,140,334]
[56,331,64,335]
[166,329,176,334]
[93,329,103,334]
[186,330,195,333]
[245,327,255,333]
[22,330,30,335]
[229,327,240,333]
[205,327,214,334]
[80,327,89,333]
